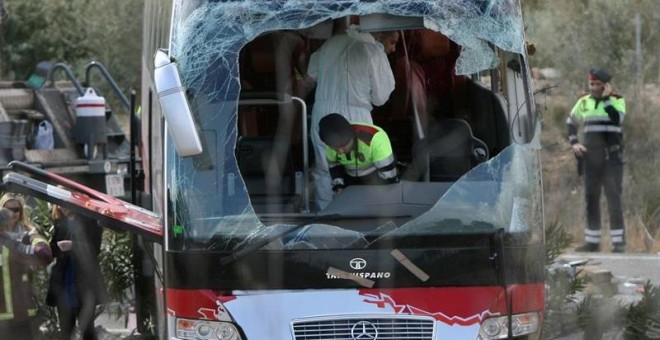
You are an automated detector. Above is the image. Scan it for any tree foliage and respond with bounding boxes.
[1,0,92,79]
[0,0,143,108]
[523,0,660,92]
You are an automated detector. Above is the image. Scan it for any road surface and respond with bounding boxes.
[560,252,660,285]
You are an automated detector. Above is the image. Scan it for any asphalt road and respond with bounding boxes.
[553,252,660,340]
[560,252,660,285]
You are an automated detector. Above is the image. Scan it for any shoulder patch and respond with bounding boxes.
[353,124,379,146]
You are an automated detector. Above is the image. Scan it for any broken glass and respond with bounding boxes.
[164,0,536,251]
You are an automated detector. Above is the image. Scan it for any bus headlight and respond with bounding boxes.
[176,318,242,339]
[477,312,539,339]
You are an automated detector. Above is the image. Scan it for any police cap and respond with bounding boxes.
[589,68,611,83]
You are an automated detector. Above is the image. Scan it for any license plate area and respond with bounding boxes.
[105,174,125,197]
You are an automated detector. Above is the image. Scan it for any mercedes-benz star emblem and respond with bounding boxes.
[351,320,378,340]
[349,258,367,270]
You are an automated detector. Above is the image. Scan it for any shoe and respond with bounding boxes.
[612,244,626,253]
[575,243,600,252]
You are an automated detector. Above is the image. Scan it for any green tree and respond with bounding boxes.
[0,0,93,80]
[523,0,660,91]
[0,0,143,114]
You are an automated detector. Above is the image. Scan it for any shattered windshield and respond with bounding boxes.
[395,138,542,236]
[165,0,535,251]
[173,0,525,84]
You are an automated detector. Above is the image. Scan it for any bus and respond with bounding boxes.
[2,1,545,339]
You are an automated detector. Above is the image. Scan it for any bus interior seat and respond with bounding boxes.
[470,80,511,156]
[403,118,487,182]
[450,76,511,157]
[236,136,300,212]
[238,31,307,138]
[400,30,510,158]
[237,32,312,213]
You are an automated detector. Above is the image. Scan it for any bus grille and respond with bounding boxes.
[292,317,435,340]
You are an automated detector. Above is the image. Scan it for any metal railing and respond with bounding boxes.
[45,63,85,96]
[85,61,130,111]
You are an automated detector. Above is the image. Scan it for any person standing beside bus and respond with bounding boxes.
[567,68,626,253]
[307,23,398,209]
[47,204,107,340]
[0,193,52,338]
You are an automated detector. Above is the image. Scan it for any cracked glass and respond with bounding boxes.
[163,0,540,252]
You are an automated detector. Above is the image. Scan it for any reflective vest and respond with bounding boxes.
[325,123,397,183]
[0,231,50,322]
[567,94,626,147]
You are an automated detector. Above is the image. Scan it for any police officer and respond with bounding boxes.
[319,113,399,196]
[567,68,626,253]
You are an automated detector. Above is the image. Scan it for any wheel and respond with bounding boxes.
[84,143,99,160]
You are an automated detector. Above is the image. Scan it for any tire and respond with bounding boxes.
[84,143,99,160]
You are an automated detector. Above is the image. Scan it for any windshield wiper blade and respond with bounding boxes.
[219,214,341,267]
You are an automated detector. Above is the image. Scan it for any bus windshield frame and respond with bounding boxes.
[164,0,541,254]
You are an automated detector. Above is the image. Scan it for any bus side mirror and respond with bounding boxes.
[153,49,203,157]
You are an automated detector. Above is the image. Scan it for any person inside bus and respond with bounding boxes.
[307,19,398,209]
[319,114,399,196]
[47,204,107,340]
[0,194,52,338]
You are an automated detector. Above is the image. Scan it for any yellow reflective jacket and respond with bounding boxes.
[567,94,626,147]
[0,227,52,323]
[325,123,397,186]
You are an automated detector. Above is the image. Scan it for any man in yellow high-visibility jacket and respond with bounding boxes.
[319,113,398,196]
[567,68,626,253]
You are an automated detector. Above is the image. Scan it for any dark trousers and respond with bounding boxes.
[57,297,97,340]
[583,146,625,245]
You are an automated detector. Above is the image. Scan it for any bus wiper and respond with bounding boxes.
[219,214,341,267]
[348,221,398,249]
